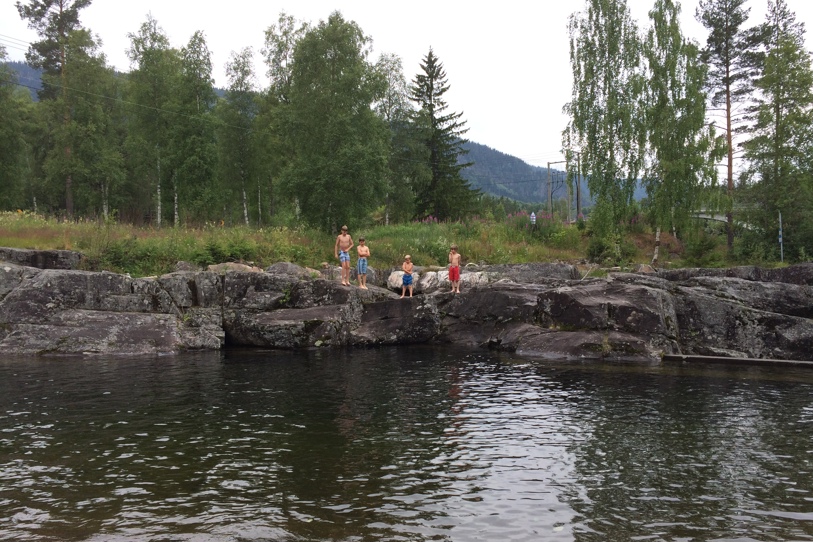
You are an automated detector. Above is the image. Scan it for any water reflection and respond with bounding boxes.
[1,348,813,541]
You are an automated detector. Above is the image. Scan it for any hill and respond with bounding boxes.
[460,141,647,205]
[460,141,575,205]
[4,61,41,100]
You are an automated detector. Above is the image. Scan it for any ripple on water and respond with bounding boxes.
[3,349,813,541]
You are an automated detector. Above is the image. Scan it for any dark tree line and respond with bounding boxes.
[1,2,480,231]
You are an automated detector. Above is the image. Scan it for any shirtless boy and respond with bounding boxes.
[334,225,354,286]
[448,244,462,293]
[400,255,413,298]
[356,237,370,289]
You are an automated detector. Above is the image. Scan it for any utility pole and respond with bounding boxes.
[547,163,551,215]
[547,160,567,217]
[779,211,784,263]
[573,151,582,219]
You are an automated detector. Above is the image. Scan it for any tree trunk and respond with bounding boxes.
[61,37,73,219]
[726,78,734,251]
[102,180,109,221]
[257,179,262,227]
[651,226,661,266]
[156,148,162,228]
[268,175,275,222]
[173,172,179,227]
[242,184,249,226]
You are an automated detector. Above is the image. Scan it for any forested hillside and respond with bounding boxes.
[4,60,40,100]
[460,142,570,204]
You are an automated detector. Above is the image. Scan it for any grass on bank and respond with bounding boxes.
[0,210,744,277]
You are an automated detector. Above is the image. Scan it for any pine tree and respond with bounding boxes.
[409,48,477,222]
[17,0,93,217]
[696,0,755,250]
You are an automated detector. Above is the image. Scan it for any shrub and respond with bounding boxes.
[684,231,724,267]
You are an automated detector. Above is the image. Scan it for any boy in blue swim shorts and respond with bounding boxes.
[356,237,370,289]
[334,225,354,286]
[400,254,413,298]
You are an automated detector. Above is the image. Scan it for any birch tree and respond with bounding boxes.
[564,0,646,241]
[279,11,388,231]
[125,15,179,226]
[644,0,720,264]
[218,47,258,225]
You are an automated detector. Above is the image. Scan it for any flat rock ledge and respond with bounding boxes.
[2,249,812,362]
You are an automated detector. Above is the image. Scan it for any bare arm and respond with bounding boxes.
[334,236,340,258]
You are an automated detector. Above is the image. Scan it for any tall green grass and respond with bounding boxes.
[1,211,590,276]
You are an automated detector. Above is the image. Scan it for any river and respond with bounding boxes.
[2,346,813,541]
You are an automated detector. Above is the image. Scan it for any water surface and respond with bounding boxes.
[2,346,813,541]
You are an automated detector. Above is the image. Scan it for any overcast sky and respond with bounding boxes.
[2,0,813,167]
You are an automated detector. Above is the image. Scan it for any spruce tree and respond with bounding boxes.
[409,48,477,221]
[741,0,813,260]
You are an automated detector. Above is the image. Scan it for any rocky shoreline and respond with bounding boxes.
[2,247,812,361]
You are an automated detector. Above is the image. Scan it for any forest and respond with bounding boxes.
[1,0,813,265]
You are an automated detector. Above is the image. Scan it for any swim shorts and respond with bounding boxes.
[357,257,368,275]
[449,265,460,282]
[339,250,350,263]
[402,273,413,286]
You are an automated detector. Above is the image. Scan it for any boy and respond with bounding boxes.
[448,244,462,294]
[356,237,370,289]
[400,254,413,298]
[334,225,354,286]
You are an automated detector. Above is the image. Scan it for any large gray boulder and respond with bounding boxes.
[0,266,224,355]
[671,284,813,359]
[351,296,442,345]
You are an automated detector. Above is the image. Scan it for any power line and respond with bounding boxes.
[0,33,31,46]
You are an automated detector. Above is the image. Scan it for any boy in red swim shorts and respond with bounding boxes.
[448,244,461,294]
